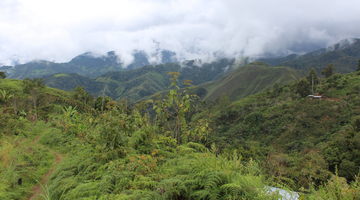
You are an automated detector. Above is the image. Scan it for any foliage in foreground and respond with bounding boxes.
[2,71,360,199]
[0,120,54,199]
[193,70,360,193]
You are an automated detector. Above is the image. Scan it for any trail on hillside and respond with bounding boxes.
[323,97,340,102]
[27,131,63,200]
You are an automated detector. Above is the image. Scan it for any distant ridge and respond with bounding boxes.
[2,50,177,79]
[199,62,306,102]
[258,38,360,74]
[43,58,236,102]
[140,62,305,103]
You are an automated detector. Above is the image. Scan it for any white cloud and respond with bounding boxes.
[1,0,360,66]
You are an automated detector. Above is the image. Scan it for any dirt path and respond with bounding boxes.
[323,97,340,102]
[27,131,63,200]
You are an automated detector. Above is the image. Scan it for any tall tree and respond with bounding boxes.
[357,59,360,72]
[307,68,318,94]
[22,77,45,111]
[321,64,334,78]
[95,96,110,112]
[273,82,280,97]
[219,92,230,109]
[73,86,92,108]
[296,78,310,97]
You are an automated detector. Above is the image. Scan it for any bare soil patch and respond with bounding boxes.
[27,130,63,200]
[27,153,62,200]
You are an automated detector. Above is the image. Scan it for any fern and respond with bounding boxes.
[176,145,195,155]
[186,142,209,153]
[158,178,188,198]
[220,183,243,199]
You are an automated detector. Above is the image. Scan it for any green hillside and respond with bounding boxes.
[1,78,70,104]
[2,71,360,199]
[191,70,360,192]
[6,52,123,79]
[200,62,306,102]
[259,38,360,74]
[138,62,305,104]
[3,50,178,79]
[44,73,96,92]
[43,58,236,102]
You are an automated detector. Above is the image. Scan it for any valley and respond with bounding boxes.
[1,39,360,199]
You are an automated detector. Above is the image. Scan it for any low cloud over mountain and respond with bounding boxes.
[1,0,360,66]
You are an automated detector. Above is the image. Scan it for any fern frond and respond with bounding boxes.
[176,145,195,155]
[159,177,187,198]
[220,183,243,199]
[186,142,209,153]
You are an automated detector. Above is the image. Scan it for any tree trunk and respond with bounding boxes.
[102,87,106,114]
[32,90,37,110]
[312,75,314,94]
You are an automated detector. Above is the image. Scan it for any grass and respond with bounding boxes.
[0,121,55,200]
[54,74,68,78]
[0,79,72,101]
[201,62,305,102]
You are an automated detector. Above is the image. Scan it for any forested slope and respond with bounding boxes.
[192,70,360,191]
[200,62,305,102]
[2,71,360,199]
[140,62,305,103]
[43,58,236,102]
[259,38,360,74]
[5,52,123,79]
[0,78,92,199]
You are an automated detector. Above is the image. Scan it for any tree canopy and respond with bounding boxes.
[0,71,6,82]
[321,63,334,78]
[307,68,318,84]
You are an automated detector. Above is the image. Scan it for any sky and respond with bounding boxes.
[1,0,360,66]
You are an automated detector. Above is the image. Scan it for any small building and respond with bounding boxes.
[307,95,323,99]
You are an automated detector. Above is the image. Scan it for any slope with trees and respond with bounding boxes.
[1,70,360,199]
[140,62,306,103]
[43,58,236,102]
[191,68,360,192]
[259,38,360,74]
[3,50,179,79]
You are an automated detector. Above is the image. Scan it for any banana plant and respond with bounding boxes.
[0,89,13,114]
[61,106,77,124]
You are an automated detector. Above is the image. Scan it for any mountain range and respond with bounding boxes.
[258,38,360,74]
[44,59,237,102]
[1,50,177,79]
[140,62,305,103]
[1,38,360,103]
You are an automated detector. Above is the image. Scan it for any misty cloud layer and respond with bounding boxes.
[1,0,360,66]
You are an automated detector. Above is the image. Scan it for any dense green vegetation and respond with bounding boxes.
[43,58,236,102]
[259,38,360,74]
[0,78,82,199]
[4,52,123,79]
[140,62,305,103]
[199,62,305,102]
[2,67,360,199]
[192,69,360,193]
[2,50,178,80]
